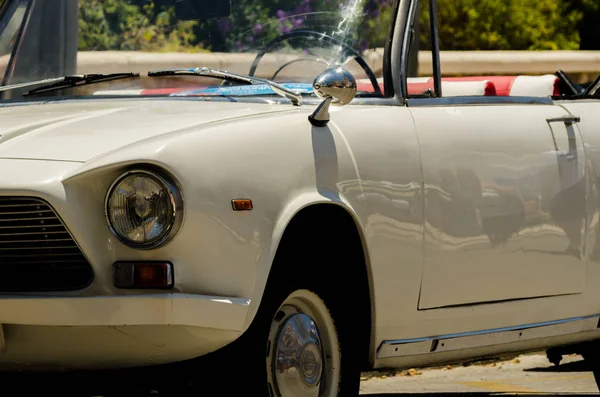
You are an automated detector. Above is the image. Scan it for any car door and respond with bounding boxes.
[408,100,588,309]
[400,0,590,310]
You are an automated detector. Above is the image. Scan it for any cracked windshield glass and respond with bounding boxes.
[0,0,393,99]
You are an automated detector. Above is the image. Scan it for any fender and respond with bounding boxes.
[241,187,372,333]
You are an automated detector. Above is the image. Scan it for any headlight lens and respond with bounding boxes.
[106,170,183,249]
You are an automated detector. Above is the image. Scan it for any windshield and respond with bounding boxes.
[0,0,394,99]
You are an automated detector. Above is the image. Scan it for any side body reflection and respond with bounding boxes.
[410,106,588,309]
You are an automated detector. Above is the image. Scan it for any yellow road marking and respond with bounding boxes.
[517,374,593,383]
[458,374,594,393]
[459,380,540,393]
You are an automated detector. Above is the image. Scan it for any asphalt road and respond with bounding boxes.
[0,351,598,396]
[360,352,599,395]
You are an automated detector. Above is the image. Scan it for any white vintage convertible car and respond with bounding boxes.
[1,0,600,395]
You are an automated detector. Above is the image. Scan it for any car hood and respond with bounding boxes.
[0,99,296,162]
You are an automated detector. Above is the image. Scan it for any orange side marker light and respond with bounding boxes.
[232,199,253,211]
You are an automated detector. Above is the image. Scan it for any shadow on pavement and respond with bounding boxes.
[0,359,597,396]
[0,366,194,397]
[525,359,592,373]
[2,369,599,397]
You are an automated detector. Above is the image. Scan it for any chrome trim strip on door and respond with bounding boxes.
[377,314,600,359]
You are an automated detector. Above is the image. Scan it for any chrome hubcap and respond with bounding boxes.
[273,310,324,397]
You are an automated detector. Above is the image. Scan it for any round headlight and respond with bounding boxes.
[105,170,183,249]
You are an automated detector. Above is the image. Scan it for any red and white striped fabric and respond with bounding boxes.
[357,77,496,96]
[406,77,497,96]
[443,75,560,97]
[356,77,384,94]
[357,74,560,97]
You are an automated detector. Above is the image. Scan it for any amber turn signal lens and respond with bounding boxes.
[231,199,253,211]
[113,262,174,289]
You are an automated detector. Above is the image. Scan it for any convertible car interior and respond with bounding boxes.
[356,74,563,97]
[111,71,587,99]
[94,73,567,98]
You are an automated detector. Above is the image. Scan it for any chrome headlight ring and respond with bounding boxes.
[105,168,184,250]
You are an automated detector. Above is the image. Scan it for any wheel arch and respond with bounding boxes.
[247,194,375,370]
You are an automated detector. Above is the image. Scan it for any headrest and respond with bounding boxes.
[407,77,497,97]
[444,75,560,97]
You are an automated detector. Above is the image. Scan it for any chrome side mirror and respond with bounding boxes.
[308,67,357,127]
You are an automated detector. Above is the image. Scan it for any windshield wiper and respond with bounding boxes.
[0,73,140,96]
[148,67,303,106]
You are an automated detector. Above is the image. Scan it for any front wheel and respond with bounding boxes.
[266,289,345,397]
[209,286,361,396]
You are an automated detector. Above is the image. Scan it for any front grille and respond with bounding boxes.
[0,197,94,292]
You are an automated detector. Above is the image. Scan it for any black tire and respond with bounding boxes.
[186,210,366,396]
[199,281,361,396]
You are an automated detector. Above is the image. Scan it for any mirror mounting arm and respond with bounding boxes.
[308,98,332,127]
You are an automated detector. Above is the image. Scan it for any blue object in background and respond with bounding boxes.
[171,83,314,97]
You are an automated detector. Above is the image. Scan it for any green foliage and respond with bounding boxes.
[75,0,599,53]
[564,0,600,49]
[77,0,394,55]
[420,0,584,50]
[363,3,394,49]
[0,0,6,9]
[78,0,205,52]
[216,0,395,53]
[218,0,346,51]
